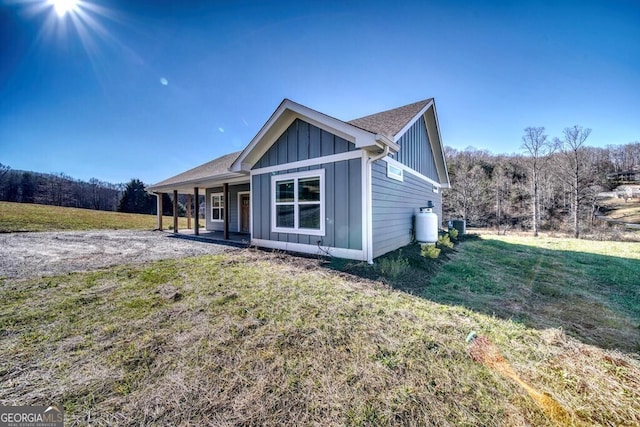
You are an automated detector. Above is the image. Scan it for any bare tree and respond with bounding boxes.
[522,127,554,236]
[554,125,592,238]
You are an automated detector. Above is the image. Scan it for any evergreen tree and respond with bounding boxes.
[117,179,155,214]
[21,172,36,203]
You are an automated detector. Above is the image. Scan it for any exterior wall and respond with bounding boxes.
[205,183,250,232]
[371,160,442,259]
[255,118,357,168]
[252,159,362,250]
[392,115,439,181]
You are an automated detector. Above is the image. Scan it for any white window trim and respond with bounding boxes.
[271,169,325,236]
[211,192,224,223]
[387,162,404,182]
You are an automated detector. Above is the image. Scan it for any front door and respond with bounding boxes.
[240,193,250,233]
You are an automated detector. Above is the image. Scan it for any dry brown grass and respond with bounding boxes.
[1,250,640,426]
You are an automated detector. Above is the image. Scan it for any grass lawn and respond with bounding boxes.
[2,248,640,425]
[0,201,200,232]
[349,234,640,353]
[599,197,640,224]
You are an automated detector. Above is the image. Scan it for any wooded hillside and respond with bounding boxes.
[444,137,639,236]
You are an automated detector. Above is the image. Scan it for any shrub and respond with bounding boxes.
[420,243,441,259]
[448,228,459,240]
[378,253,410,279]
[438,234,454,249]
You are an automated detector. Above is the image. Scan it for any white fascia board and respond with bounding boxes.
[147,174,249,194]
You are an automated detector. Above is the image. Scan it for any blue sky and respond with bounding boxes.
[1,0,638,184]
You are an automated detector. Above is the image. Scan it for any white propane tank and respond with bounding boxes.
[416,202,438,243]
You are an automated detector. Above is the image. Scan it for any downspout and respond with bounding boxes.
[365,145,390,264]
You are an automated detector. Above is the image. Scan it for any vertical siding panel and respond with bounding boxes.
[307,123,320,160]
[319,129,332,157]
[348,158,362,250]
[297,121,311,160]
[252,175,262,238]
[323,162,335,248]
[394,116,439,182]
[279,129,289,164]
[287,120,298,163]
[333,160,348,249]
[334,135,348,154]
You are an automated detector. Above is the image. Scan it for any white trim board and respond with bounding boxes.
[250,150,362,176]
[251,239,367,261]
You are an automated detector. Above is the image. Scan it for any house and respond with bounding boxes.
[147,98,450,263]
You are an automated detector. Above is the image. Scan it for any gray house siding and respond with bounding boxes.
[205,183,250,232]
[255,118,357,168]
[252,158,362,250]
[371,160,442,258]
[392,115,439,181]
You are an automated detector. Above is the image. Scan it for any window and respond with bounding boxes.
[271,170,325,235]
[387,163,404,182]
[211,193,224,222]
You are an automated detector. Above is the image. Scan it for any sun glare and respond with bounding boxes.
[49,0,78,17]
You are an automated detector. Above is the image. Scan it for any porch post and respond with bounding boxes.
[156,192,163,231]
[194,187,200,236]
[173,190,178,233]
[223,182,229,240]
[186,194,192,229]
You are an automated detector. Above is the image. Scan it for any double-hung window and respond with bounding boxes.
[211,193,224,222]
[271,169,325,236]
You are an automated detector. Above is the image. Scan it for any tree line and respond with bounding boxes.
[443,128,639,237]
[0,164,123,211]
[0,164,186,216]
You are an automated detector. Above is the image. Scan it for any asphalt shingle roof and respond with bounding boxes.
[347,99,432,139]
[149,150,242,188]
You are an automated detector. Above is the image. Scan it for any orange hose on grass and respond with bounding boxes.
[466,333,574,425]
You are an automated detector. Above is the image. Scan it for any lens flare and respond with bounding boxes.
[49,0,78,17]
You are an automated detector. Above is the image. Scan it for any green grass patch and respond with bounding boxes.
[0,201,199,232]
[1,250,639,425]
[419,235,640,352]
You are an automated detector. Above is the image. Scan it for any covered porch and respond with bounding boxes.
[145,151,250,242]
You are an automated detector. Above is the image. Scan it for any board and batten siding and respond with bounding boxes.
[205,183,250,232]
[255,118,357,168]
[252,159,362,250]
[371,160,442,259]
[391,115,439,181]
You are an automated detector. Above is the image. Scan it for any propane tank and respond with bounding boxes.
[416,201,438,243]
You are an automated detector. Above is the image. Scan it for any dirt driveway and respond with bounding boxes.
[0,230,238,280]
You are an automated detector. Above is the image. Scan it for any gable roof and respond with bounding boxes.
[348,99,432,140]
[147,151,243,193]
[229,99,398,172]
[148,97,450,192]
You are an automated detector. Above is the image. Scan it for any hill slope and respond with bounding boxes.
[0,201,194,232]
[1,250,638,426]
